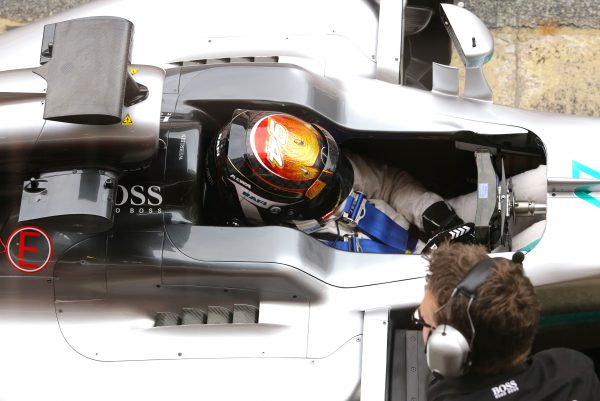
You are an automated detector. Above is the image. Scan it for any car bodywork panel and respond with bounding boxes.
[0,1,599,401]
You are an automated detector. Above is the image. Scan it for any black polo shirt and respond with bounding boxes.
[427,348,600,401]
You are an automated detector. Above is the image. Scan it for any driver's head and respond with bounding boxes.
[206,110,353,225]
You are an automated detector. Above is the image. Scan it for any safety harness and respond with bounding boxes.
[324,191,418,254]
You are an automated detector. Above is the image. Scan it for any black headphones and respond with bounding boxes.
[426,252,525,378]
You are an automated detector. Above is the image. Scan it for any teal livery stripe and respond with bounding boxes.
[539,310,600,329]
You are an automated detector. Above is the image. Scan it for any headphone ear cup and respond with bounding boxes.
[426,325,470,379]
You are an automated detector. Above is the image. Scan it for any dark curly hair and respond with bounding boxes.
[425,242,540,375]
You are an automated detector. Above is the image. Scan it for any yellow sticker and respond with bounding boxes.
[129,67,139,75]
[122,114,133,126]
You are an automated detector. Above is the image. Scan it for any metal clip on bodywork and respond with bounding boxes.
[341,191,367,227]
[342,234,363,253]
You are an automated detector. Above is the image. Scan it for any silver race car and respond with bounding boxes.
[0,0,597,400]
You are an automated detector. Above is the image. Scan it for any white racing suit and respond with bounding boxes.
[298,151,546,254]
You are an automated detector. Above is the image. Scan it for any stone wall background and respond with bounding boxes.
[0,0,89,21]
[1,0,599,117]
[461,0,600,117]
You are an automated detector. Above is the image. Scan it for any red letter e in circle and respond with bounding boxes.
[18,230,40,268]
[6,226,52,274]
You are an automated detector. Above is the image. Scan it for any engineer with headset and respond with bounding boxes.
[415,242,600,401]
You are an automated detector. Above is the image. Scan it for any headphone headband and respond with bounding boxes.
[455,257,496,299]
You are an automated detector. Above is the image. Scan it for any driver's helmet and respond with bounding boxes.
[206,110,354,225]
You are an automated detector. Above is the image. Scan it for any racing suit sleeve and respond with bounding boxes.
[344,150,443,230]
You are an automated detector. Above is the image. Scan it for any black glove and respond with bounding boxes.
[422,201,474,253]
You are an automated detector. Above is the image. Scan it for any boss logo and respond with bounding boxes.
[115,185,163,214]
[491,380,519,399]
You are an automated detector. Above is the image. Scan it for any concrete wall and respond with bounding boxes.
[1,0,599,117]
[0,0,90,22]
[461,0,600,117]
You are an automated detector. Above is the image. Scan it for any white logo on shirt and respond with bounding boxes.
[491,380,519,399]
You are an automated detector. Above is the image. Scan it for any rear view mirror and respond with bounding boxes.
[440,3,494,68]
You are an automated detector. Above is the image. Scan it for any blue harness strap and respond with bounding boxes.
[333,192,417,254]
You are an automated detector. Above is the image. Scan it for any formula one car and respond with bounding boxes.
[0,1,598,400]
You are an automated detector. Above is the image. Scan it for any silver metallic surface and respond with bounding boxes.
[0,273,365,400]
[375,0,406,84]
[38,65,164,167]
[158,63,529,135]
[0,0,379,81]
[463,66,493,101]
[432,62,460,96]
[499,161,509,241]
[0,65,163,173]
[441,3,494,68]
[548,178,600,194]
[18,170,117,231]
[426,325,470,378]
[0,1,598,400]
[474,150,497,228]
[360,308,391,401]
[0,69,46,173]
[164,225,428,289]
[514,201,547,216]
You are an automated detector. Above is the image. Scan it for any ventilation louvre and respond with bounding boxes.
[173,56,279,67]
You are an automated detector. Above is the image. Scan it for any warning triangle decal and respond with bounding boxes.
[122,114,133,126]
